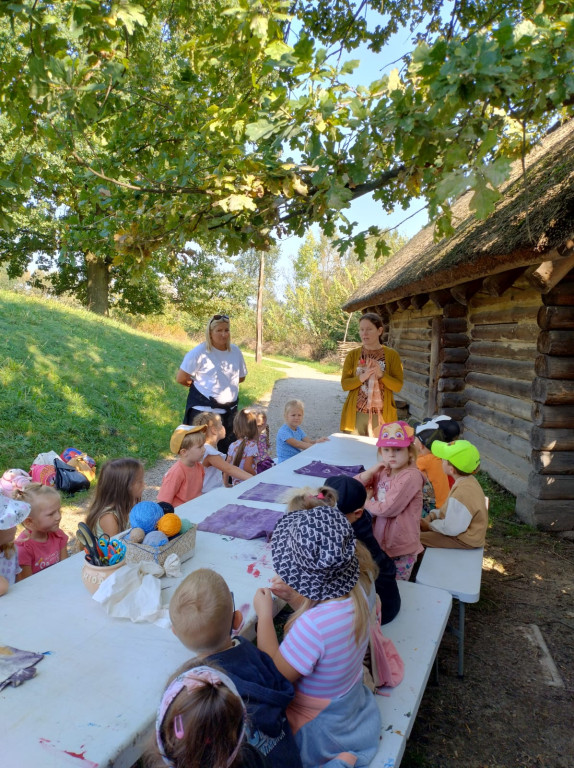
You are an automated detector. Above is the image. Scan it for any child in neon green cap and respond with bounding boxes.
[420,440,488,549]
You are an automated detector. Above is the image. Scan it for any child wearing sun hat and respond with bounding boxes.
[420,439,488,549]
[0,496,31,595]
[253,505,381,768]
[157,425,208,508]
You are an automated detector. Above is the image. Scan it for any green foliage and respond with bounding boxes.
[0,0,573,292]
[0,289,287,470]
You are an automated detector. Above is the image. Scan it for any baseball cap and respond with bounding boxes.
[169,424,208,454]
[376,421,415,448]
[431,440,480,473]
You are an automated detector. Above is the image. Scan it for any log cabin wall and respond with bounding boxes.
[463,276,539,497]
[388,305,441,420]
[516,270,574,530]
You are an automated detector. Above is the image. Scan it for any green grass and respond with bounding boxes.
[265,352,341,375]
[0,290,288,470]
[476,471,536,539]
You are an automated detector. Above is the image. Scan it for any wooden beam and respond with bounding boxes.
[535,355,574,380]
[443,302,467,318]
[531,427,574,451]
[525,245,574,294]
[532,377,574,405]
[515,494,574,531]
[397,297,413,311]
[528,472,574,500]
[387,301,399,314]
[537,305,574,330]
[427,317,440,417]
[450,279,484,305]
[537,330,574,356]
[411,294,429,310]
[542,276,574,306]
[482,268,526,297]
[531,451,574,475]
[429,289,453,309]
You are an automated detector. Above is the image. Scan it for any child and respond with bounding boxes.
[148,661,268,768]
[169,568,301,768]
[414,421,451,513]
[14,484,68,579]
[85,457,145,536]
[356,421,424,581]
[324,475,401,625]
[0,496,30,595]
[158,425,207,507]
[420,439,488,549]
[252,408,274,473]
[276,400,328,464]
[254,506,381,768]
[193,412,252,492]
[226,409,259,484]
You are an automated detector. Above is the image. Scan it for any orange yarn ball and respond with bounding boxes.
[157,513,181,537]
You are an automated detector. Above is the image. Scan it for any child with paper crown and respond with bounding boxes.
[420,439,488,549]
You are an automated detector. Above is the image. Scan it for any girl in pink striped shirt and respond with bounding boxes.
[254,504,381,768]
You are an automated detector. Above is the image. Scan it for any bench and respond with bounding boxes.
[371,580,452,767]
[415,546,484,677]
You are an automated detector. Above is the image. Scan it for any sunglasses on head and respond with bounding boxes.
[210,314,229,324]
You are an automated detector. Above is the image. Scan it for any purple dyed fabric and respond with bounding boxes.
[238,483,292,503]
[0,646,44,691]
[198,504,284,541]
[293,461,365,479]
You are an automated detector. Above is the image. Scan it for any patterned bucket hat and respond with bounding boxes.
[271,506,359,601]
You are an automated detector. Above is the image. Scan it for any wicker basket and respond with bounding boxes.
[120,524,197,567]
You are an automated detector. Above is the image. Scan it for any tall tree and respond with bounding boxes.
[0,0,572,306]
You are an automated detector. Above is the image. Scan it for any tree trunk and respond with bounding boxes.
[85,253,110,315]
[255,251,264,363]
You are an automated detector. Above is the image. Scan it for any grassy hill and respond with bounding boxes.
[0,290,287,471]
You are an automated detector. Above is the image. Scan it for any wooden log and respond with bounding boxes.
[411,294,429,310]
[532,402,574,428]
[440,332,469,348]
[463,415,530,459]
[535,355,574,380]
[531,378,574,405]
[399,348,431,364]
[515,494,574,530]
[438,362,467,378]
[531,451,574,475]
[465,386,531,420]
[437,377,465,392]
[427,317,441,418]
[469,340,535,361]
[443,303,467,318]
[403,358,430,377]
[465,400,531,441]
[441,318,468,334]
[396,338,431,352]
[482,268,526,297]
[437,391,467,408]
[394,316,433,330]
[440,347,469,364]
[478,456,525,497]
[470,305,539,326]
[429,290,453,308]
[525,249,574,294]
[439,407,466,421]
[527,472,574,500]
[542,277,574,307]
[465,371,532,400]
[450,279,484,305]
[396,328,432,341]
[464,427,531,483]
[401,380,429,404]
[404,369,429,387]
[387,301,399,314]
[397,297,413,311]
[531,427,574,451]
[470,323,539,342]
[467,355,534,381]
[537,305,574,330]
[537,330,574,356]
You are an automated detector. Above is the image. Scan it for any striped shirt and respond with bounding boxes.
[279,598,368,698]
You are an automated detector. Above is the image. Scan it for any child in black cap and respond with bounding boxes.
[324,475,401,625]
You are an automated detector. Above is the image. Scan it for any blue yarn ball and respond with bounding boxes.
[129,501,163,534]
[143,530,168,547]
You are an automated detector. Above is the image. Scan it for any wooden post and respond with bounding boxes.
[255,251,264,363]
[427,317,441,416]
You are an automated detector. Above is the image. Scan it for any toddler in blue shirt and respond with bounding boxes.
[276,399,328,463]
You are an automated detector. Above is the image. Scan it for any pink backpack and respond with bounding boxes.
[364,595,405,690]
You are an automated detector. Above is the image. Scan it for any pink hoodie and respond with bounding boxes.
[362,465,424,558]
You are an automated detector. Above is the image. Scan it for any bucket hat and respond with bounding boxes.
[0,496,31,529]
[271,506,359,601]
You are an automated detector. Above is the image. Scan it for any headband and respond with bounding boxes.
[156,666,246,768]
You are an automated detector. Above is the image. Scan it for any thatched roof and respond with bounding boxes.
[344,120,574,312]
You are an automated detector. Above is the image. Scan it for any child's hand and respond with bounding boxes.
[253,587,273,618]
[270,576,297,602]
[315,436,329,443]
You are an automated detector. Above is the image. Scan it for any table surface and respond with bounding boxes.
[416,546,484,603]
[0,433,381,768]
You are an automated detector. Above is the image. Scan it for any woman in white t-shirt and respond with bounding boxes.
[176,315,247,453]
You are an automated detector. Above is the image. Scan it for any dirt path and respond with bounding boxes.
[60,358,574,767]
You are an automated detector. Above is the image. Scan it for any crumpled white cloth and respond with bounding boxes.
[92,555,182,627]
[32,451,60,466]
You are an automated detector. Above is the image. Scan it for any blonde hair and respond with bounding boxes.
[180,430,207,451]
[230,410,258,468]
[205,316,231,352]
[193,412,223,433]
[13,483,61,539]
[285,485,338,513]
[169,569,233,654]
[284,399,304,419]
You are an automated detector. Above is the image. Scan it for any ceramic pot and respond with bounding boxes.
[81,558,125,595]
